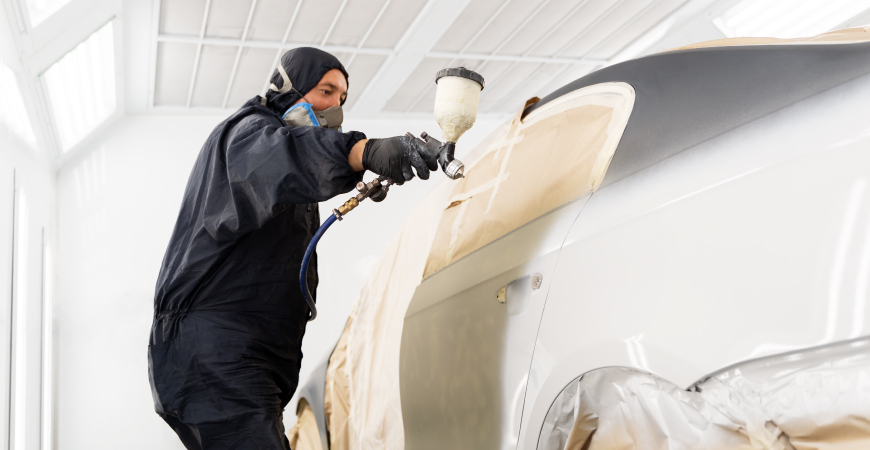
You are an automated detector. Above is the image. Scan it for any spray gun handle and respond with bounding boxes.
[406,132,442,159]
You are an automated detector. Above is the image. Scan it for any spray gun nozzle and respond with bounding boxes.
[408,132,465,180]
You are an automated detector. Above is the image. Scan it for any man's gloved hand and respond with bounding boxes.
[362,136,438,184]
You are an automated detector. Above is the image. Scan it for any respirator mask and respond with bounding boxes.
[282,103,343,131]
[267,63,344,131]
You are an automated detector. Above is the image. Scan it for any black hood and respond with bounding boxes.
[264,47,349,115]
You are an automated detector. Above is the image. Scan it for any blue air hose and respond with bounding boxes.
[300,213,338,321]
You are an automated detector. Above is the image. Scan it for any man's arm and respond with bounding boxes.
[348,138,367,172]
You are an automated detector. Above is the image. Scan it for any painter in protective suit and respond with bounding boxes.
[148,47,435,449]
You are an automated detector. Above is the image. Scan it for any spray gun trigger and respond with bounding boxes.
[406,132,443,159]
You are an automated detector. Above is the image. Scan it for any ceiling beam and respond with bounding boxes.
[486,0,638,113]
[321,0,348,46]
[349,0,472,115]
[478,0,595,103]
[403,0,513,112]
[260,0,304,98]
[532,0,693,104]
[185,0,211,108]
[222,0,258,108]
[345,0,392,69]
[157,33,393,56]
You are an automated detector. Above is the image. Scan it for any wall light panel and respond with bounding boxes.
[0,62,37,147]
[42,21,116,152]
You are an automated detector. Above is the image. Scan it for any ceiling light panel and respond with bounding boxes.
[489,63,562,113]
[539,63,598,96]
[191,45,236,107]
[226,47,276,108]
[205,0,254,39]
[25,0,73,28]
[326,0,388,47]
[383,57,452,112]
[432,0,515,53]
[246,0,300,42]
[362,0,428,48]
[154,42,198,106]
[285,0,344,44]
[408,58,483,113]
[159,0,207,36]
[579,0,685,60]
[714,0,870,39]
[42,21,116,152]
[462,0,552,55]
[553,0,656,58]
[0,62,36,147]
[342,54,387,111]
[494,0,598,56]
[470,60,513,86]
[530,0,630,57]
[477,62,539,112]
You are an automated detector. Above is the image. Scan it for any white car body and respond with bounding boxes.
[299,36,870,450]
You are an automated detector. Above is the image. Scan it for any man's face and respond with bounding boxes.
[294,68,348,111]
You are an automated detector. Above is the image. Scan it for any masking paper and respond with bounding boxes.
[332,82,636,450]
[287,400,323,450]
[666,26,870,53]
[424,82,635,278]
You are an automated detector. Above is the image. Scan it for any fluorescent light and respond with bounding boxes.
[714,0,870,38]
[0,61,37,147]
[12,188,28,450]
[42,21,116,152]
[25,0,73,27]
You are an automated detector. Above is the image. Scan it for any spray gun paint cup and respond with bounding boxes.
[433,67,485,179]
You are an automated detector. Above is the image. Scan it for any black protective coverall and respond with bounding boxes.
[148,49,363,449]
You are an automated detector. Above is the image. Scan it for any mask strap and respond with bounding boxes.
[270,64,293,94]
[266,64,310,108]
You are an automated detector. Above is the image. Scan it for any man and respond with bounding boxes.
[148,47,436,449]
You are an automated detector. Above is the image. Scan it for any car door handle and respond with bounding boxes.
[497,273,543,315]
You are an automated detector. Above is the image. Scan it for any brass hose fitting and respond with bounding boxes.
[335,197,360,219]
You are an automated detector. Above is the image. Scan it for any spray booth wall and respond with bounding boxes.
[1,128,55,450]
[52,114,502,450]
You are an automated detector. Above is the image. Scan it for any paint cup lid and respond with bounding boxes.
[435,67,485,90]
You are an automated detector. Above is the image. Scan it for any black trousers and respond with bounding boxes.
[149,311,306,449]
[159,409,291,449]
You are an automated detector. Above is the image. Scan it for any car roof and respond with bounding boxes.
[524,40,870,188]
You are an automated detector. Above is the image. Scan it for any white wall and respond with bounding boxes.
[53,113,503,449]
[54,114,218,449]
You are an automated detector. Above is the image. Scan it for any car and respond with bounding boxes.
[291,28,870,450]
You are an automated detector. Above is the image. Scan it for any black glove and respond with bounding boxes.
[362,136,438,184]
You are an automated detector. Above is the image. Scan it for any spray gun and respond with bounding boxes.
[299,67,485,320]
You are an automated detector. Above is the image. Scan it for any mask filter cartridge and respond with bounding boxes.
[283,103,344,130]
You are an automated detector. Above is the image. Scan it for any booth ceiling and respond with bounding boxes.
[3,0,870,165]
[151,0,688,115]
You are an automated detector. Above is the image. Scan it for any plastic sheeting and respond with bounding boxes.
[329,82,636,450]
[288,400,323,450]
[538,337,870,450]
[666,26,870,53]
